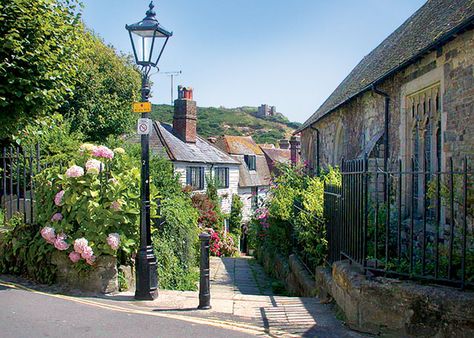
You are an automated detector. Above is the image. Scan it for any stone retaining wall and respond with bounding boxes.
[316,260,474,337]
[256,246,318,297]
[51,251,120,294]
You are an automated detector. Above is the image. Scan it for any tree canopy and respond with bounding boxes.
[0,0,141,142]
[0,0,82,139]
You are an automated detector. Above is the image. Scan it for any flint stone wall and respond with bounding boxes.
[316,260,474,337]
[51,251,118,294]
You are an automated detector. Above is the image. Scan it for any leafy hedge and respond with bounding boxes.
[149,156,200,290]
[251,163,341,268]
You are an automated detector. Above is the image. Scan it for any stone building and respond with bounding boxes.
[147,86,240,214]
[298,0,474,176]
[257,104,277,117]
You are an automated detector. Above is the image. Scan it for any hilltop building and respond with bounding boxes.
[257,104,277,117]
[298,0,474,175]
[215,135,271,221]
[148,86,240,214]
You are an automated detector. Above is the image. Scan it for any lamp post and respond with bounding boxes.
[126,1,172,300]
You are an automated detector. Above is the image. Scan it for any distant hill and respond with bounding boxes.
[150,104,301,145]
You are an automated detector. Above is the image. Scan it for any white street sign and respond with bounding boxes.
[137,118,152,135]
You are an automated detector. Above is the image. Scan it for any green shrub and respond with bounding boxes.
[153,196,200,290]
[149,155,201,290]
[0,214,56,284]
[229,194,243,238]
[34,144,158,268]
[252,163,341,268]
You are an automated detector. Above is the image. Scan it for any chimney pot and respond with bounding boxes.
[173,86,197,143]
[279,139,290,149]
[290,136,301,164]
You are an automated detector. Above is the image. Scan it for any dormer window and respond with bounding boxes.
[244,155,256,171]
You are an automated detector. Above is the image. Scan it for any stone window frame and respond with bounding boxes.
[400,66,446,218]
[333,121,344,166]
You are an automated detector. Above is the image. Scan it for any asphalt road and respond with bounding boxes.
[0,284,257,338]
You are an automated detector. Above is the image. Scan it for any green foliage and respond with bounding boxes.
[0,0,82,139]
[151,104,298,145]
[0,0,140,142]
[0,214,57,284]
[12,114,83,162]
[65,30,141,141]
[35,144,157,265]
[229,194,243,237]
[153,195,200,290]
[148,155,200,290]
[252,164,341,268]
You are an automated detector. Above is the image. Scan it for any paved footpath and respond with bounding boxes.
[0,257,364,337]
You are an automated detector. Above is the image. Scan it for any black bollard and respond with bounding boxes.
[198,232,211,310]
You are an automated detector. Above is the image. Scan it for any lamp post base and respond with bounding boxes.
[134,245,158,300]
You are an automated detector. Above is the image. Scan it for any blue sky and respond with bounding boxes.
[81,0,426,122]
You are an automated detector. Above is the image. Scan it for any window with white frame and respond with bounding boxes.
[214,167,229,189]
[186,166,204,190]
[244,155,256,170]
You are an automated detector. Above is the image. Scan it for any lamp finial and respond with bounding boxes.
[146,1,156,19]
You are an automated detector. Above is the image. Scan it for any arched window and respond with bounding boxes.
[406,84,442,217]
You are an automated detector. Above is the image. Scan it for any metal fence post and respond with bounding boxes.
[198,232,211,310]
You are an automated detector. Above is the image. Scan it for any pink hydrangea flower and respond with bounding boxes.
[40,227,56,244]
[54,234,69,251]
[51,213,63,222]
[81,245,94,260]
[65,165,84,178]
[54,190,65,206]
[110,200,122,211]
[106,233,120,250]
[92,145,114,159]
[73,238,88,254]
[85,159,103,174]
[69,251,81,263]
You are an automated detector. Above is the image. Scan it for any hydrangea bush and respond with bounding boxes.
[35,144,159,268]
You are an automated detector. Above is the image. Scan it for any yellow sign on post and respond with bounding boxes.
[132,102,152,113]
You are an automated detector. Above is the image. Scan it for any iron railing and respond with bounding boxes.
[1,144,42,225]
[324,156,473,289]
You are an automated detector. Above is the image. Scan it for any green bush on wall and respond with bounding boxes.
[250,163,341,269]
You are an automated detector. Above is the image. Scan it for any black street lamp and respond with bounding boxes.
[126,1,172,300]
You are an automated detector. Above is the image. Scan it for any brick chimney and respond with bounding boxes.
[279,139,290,149]
[290,136,301,164]
[173,86,197,143]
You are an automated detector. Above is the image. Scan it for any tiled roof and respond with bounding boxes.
[299,0,474,131]
[258,143,275,149]
[261,147,291,164]
[217,135,264,155]
[236,155,271,188]
[153,122,240,165]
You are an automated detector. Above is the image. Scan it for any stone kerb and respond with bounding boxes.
[316,260,474,336]
[51,251,120,294]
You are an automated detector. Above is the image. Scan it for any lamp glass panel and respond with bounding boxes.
[131,31,154,63]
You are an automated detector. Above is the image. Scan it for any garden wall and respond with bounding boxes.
[316,260,474,337]
[51,252,133,294]
[257,245,317,297]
